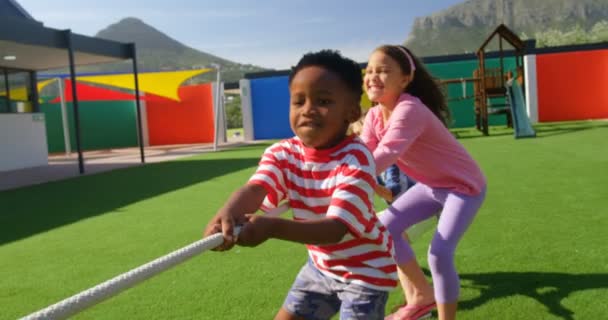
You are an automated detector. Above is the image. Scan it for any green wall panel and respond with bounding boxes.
[39,103,65,153]
[0,97,8,113]
[40,100,138,153]
[426,57,518,128]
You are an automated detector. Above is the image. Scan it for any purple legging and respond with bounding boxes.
[379,183,486,303]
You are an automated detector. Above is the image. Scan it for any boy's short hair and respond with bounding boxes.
[288,50,363,102]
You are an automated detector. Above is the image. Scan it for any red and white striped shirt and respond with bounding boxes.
[248,135,397,291]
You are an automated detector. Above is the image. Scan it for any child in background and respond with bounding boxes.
[204,50,397,320]
[378,164,416,204]
[361,45,487,320]
[352,109,430,320]
[350,112,414,204]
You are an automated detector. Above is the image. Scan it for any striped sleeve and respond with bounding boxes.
[248,143,287,211]
[326,153,377,237]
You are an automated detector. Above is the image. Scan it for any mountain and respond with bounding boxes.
[92,17,266,83]
[405,0,608,56]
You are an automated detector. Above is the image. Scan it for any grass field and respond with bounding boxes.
[1,121,607,319]
[227,128,244,139]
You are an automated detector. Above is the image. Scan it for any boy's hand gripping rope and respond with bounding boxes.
[20,203,290,320]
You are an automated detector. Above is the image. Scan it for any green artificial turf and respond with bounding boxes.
[1,121,606,319]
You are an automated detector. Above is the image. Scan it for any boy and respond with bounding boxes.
[203,50,397,320]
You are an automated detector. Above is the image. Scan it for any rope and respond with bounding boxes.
[21,206,289,320]
[20,232,229,320]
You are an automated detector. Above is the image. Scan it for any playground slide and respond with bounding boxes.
[506,79,536,138]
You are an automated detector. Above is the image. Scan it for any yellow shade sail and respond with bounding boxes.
[0,79,55,101]
[360,70,372,110]
[75,69,212,101]
[361,91,372,110]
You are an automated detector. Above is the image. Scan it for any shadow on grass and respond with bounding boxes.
[533,121,608,138]
[425,269,608,320]
[0,156,261,246]
[451,128,513,140]
[450,121,608,140]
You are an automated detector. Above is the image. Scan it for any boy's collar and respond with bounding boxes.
[299,135,356,161]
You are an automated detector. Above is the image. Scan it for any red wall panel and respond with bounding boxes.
[146,84,215,145]
[537,49,608,122]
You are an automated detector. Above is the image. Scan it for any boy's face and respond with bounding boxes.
[289,66,360,149]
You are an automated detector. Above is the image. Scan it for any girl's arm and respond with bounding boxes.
[373,102,424,173]
[375,184,394,203]
[360,108,379,151]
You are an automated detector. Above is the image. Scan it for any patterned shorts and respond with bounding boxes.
[282,261,388,320]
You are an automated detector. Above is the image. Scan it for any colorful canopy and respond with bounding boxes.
[49,81,135,103]
[3,69,212,102]
[48,80,173,103]
[75,69,212,101]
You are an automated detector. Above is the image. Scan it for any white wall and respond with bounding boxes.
[239,79,254,141]
[0,113,48,172]
[212,82,227,145]
[137,94,150,147]
[524,55,539,123]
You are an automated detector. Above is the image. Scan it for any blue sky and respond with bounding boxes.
[18,0,464,69]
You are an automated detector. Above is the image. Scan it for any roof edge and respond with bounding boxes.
[5,0,37,21]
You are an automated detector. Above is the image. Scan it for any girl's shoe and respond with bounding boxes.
[385,302,436,320]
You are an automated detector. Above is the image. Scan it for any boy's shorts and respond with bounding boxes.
[282,260,388,320]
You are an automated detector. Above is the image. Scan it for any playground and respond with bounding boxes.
[2,5,608,319]
[1,121,607,319]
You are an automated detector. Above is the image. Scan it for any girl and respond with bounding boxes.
[351,111,415,206]
[361,45,487,320]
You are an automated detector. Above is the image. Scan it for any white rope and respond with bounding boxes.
[21,206,290,320]
[20,232,227,320]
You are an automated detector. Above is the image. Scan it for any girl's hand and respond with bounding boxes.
[375,185,394,203]
[236,214,276,247]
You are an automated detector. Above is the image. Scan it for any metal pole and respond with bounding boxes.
[130,43,145,164]
[65,30,85,174]
[220,82,227,143]
[28,71,40,113]
[499,36,504,87]
[57,78,71,155]
[211,64,221,151]
[461,78,466,99]
[4,69,11,111]
[479,54,489,135]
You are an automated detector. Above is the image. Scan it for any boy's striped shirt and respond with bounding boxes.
[249,135,397,291]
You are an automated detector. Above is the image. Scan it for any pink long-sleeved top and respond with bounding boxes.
[361,93,486,196]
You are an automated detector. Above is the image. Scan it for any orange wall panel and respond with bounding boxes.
[146,84,215,145]
[537,49,608,122]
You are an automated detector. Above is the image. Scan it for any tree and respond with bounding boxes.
[225,94,242,129]
[590,21,608,42]
[534,20,608,47]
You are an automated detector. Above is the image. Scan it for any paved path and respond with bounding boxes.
[0,141,248,192]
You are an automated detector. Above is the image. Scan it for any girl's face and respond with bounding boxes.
[289,66,360,149]
[364,50,410,107]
